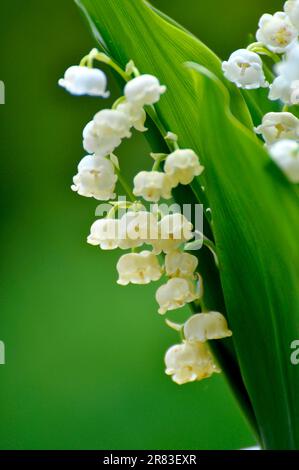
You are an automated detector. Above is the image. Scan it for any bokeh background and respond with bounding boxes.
[0,0,282,450]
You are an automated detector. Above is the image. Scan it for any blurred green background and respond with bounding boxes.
[0,0,282,450]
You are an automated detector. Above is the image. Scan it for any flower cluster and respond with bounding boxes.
[90,209,200,313]
[222,1,299,183]
[133,150,204,203]
[60,49,232,385]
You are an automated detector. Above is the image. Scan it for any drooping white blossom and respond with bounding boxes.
[87,218,120,250]
[133,171,173,202]
[83,109,132,156]
[222,49,268,89]
[164,149,204,186]
[269,44,299,104]
[117,101,147,132]
[268,139,299,183]
[151,213,194,254]
[156,277,198,314]
[124,74,166,106]
[71,155,117,200]
[58,66,110,97]
[256,12,298,53]
[184,312,232,343]
[284,0,299,30]
[117,251,162,286]
[269,75,295,104]
[165,251,198,279]
[164,341,220,385]
[281,42,299,80]
[118,210,159,249]
[255,112,299,144]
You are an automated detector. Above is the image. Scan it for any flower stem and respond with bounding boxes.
[115,169,135,202]
[247,42,281,63]
[126,60,141,78]
[152,154,167,171]
[145,105,179,152]
[202,235,219,268]
[80,48,131,81]
[112,96,126,110]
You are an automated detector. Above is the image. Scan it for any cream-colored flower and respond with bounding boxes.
[255,112,299,144]
[87,218,120,250]
[269,44,299,104]
[117,251,162,286]
[269,75,294,104]
[118,210,159,249]
[151,214,194,254]
[256,12,298,53]
[71,155,117,200]
[124,74,166,106]
[184,312,232,343]
[156,277,198,314]
[165,341,220,385]
[222,49,268,89]
[83,109,131,156]
[58,66,109,97]
[133,171,173,202]
[165,251,198,279]
[164,149,204,186]
[268,139,299,183]
[284,1,299,30]
[117,101,147,132]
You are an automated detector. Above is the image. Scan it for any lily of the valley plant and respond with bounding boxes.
[60,0,299,450]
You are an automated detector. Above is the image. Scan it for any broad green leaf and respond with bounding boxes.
[187,63,299,449]
[75,0,299,448]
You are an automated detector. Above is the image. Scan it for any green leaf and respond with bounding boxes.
[187,63,299,449]
[75,0,252,130]
[75,0,299,448]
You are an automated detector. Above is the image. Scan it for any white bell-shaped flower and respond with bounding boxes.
[117,250,162,286]
[164,149,204,186]
[268,139,299,183]
[222,49,268,89]
[117,101,147,132]
[71,155,117,200]
[124,74,166,106]
[184,312,232,343]
[269,44,299,104]
[165,251,198,279]
[156,277,198,314]
[58,66,110,97]
[83,109,132,156]
[151,213,194,254]
[133,171,173,202]
[87,218,120,250]
[256,12,298,53]
[118,210,158,250]
[255,112,299,144]
[165,341,220,385]
[269,75,294,104]
[284,1,299,30]
[279,43,299,80]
